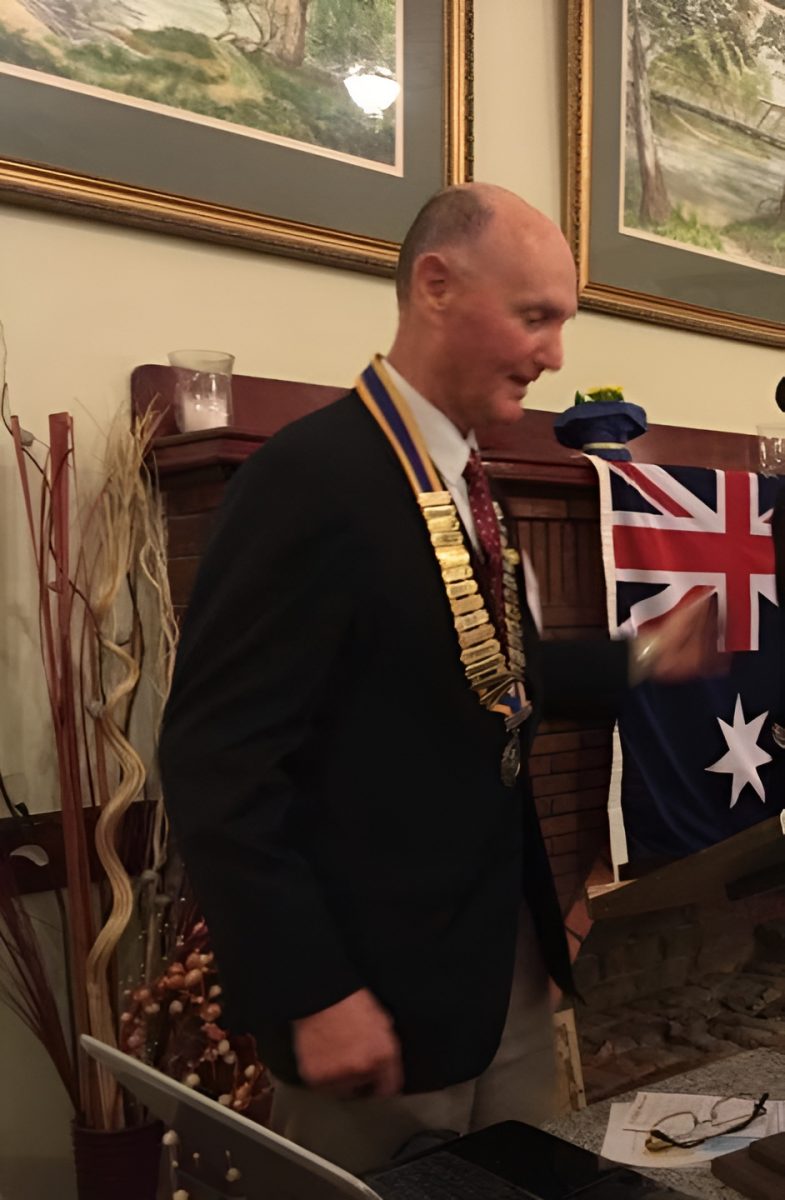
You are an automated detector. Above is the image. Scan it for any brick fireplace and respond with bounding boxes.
[572,894,785,1102]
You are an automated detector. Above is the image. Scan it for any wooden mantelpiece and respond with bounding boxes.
[132,364,784,920]
[134,364,758,483]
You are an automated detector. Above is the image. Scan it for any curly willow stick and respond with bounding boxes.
[137,466,178,983]
[137,452,178,873]
[85,408,173,1128]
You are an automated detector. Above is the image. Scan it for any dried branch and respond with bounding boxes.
[2,321,178,1130]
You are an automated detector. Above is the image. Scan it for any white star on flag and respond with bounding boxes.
[705,695,771,808]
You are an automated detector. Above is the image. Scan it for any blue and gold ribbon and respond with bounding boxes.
[356,358,442,493]
[356,356,531,734]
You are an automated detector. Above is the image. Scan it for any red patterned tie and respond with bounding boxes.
[463,449,506,641]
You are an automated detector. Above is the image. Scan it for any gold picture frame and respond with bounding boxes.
[0,1,473,275]
[566,0,785,348]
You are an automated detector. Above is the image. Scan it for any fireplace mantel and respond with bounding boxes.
[133,363,758,482]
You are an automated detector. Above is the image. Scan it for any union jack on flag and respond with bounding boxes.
[608,463,775,652]
[595,461,784,865]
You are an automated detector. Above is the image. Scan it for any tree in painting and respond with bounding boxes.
[625,0,785,270]
[0,0,398,165]
[218,2,310,63]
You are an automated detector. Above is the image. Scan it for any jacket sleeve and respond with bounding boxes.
[158,440,365,1024]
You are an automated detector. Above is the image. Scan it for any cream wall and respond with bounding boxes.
[0,0,783,1194]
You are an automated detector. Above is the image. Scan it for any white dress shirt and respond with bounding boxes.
[383,358,481,553]
[382,359,543,631]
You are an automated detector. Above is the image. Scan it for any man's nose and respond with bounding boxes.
[536,328,564,373]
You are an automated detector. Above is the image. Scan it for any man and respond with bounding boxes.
[159,184,719,1173]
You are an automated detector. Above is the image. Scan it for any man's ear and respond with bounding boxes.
[410,251,453,312]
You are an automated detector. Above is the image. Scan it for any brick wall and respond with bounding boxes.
[501,479,615,913]
[573,893,785,1100]
[531,722,613,913]
[574,892,785,1012]
[574,906,706,1009]
[163,468,227,619]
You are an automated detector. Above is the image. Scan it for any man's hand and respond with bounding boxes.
[632,591,728,685]
[293,988,403,1100]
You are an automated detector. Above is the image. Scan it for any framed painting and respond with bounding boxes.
[0,0,472,274]
[567,0,785,347]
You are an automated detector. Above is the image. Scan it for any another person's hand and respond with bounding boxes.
[630,591,728,685]
[293,987,403,1100]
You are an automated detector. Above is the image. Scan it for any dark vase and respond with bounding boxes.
[553,400,648,462]
[72,1119,163,1200]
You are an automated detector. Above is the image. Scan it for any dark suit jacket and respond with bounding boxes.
[159,392,628,1092]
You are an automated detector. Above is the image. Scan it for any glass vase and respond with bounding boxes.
[168,349,234,433]
[757,424,785,476]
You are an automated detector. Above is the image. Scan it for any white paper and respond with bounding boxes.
[601,1093,785,1169]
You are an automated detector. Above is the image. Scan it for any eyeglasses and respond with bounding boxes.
[645,1092,769,1152]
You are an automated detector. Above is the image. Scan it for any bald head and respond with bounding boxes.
[395,183,569,304]
[387,182,577,433]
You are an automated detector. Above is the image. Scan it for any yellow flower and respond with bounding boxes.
[574,386,625,405]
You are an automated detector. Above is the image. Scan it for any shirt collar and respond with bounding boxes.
[382,358,477,486]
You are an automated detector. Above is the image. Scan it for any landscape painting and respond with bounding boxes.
[622,0,785,275]
[0,0,400,170]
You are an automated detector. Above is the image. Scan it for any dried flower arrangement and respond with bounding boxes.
[0,319,177,1132]
[120,911,272,1124]
[0,327,270,1197]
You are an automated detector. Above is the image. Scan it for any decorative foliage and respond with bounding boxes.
[0,323,270,1166]
[574,386,626,406]
[0,322,178,1130]
[120,915,272,1124]
[83,404,178,1128]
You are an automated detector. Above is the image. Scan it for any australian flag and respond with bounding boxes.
[595,460,785,865]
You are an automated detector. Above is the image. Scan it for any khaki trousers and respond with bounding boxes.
[270,907,557,1175]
